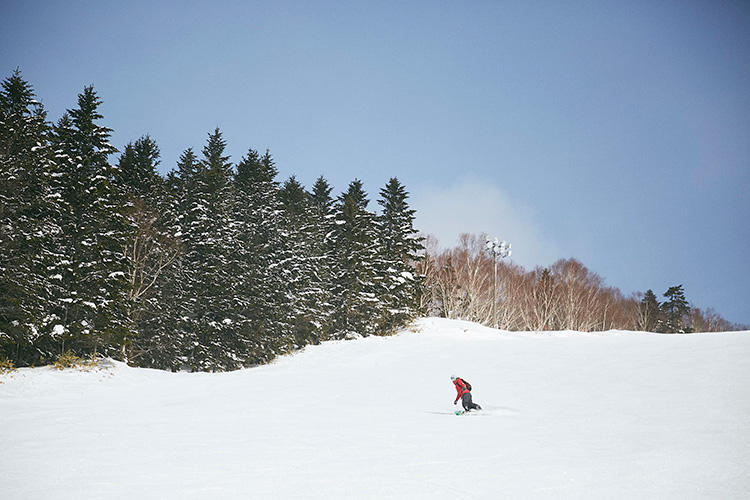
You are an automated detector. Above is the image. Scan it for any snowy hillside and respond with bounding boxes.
[2,318,749,499]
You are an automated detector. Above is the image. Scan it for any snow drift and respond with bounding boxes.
[2,318,749,499]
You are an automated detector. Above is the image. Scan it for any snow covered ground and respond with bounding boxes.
[2,318,749,499]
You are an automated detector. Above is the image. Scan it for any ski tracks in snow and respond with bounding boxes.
[423,405,520,417]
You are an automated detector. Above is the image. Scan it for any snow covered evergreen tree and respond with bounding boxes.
[306,176,337,340]
[0,70,66,365]
[232,148,292,361]
[48,86,130,358]
[132,148,197,370]
[113,135,181,363]
[660,285,691,333]
[115,135,162,198]
[329,180,384,338]
[279,175,332,345]
[376,177,424,331]
[173,128,240,370]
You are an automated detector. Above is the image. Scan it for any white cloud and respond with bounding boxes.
[411,178,559,269]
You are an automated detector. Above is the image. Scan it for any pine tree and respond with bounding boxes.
[112,135,183,363]
[115,135,161,198]
[661,285,691,333]
[279,175,332,346]
[637,289,660,332]
[49,86,130,357]
[131,148,197,370]
[279,175,308,216]
[175,128,238,370]
[310,175,334,211]
[376,177,424,331]
[232,148,291,360]
[203,129,232,190]
[0,70,64,365]
[307,176,336,339]
[329,180,383,338]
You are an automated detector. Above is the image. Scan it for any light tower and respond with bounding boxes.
[485,237,512,328]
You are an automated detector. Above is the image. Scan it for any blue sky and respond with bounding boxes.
[2,1,748,324]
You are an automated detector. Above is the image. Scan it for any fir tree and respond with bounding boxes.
[306,176,337,339]
[232,148,291,360]
[661,285,691,333]
[113,135,183,363]
[115,135,161,199]
[376,177,424,331]
[0,70,64,365]
[280,175,334,345]
[329,180,383,338]
[279,175,309,216]
[637,289,660,332]
[175,148,199,184]
[202,128,233,193]
[128,147,202,369]
[174,128,238,370]
[310,175,334,212]
[49,86,130,357]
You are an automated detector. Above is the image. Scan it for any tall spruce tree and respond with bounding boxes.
[175,128,238,370]
[0,70,65,365]
[329,180,383,338]
[115,135,161,198]
[307,176,337,340]
[279,175,332,346]
[661,285,691,333]
[637,289,660,332]
[376,177,424,332]
[233,148,292,360]
[132,148,198,370]
[113,135,181,363]
[48,86,130,357]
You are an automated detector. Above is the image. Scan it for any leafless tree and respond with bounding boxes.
[123,200,181,306]
[419,233,738,333]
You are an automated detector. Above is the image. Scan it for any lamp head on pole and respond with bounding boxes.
[486,236,512,259]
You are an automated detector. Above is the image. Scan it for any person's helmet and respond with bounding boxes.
[450,375,457,381]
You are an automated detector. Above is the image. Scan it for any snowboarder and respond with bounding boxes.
[452,375,481,412]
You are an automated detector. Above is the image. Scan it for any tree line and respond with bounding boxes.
[418,234,746,333]
[2,70,744,371]
[0,70,423,370]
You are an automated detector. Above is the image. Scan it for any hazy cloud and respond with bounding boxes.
[411,178,559,270]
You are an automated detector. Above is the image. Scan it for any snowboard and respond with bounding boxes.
[455,409,482,415]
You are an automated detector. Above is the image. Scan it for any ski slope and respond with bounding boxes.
[2,318,749,499]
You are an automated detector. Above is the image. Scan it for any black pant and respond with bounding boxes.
[461,392,481,411]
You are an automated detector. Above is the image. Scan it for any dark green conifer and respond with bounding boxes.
[329,180,383,337]
[637,290,660,332]
[0,70,64,365]
[661,285,691,333]
[49,86,130,357]
[115,135,161,199]
[376,177,424,331]
[232,148,291,360]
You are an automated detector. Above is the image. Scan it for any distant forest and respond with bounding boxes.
[1,71,745,370]
[419,234,747,334]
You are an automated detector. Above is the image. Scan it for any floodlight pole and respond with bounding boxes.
[486,237,512,329]
[493,253,498,328]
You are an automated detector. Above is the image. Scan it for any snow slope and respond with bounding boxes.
[2,318,749,499]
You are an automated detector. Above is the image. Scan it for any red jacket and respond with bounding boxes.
[453,378,470,403]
